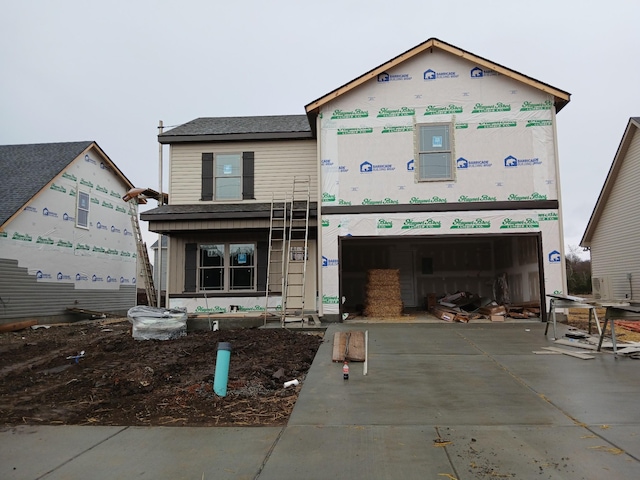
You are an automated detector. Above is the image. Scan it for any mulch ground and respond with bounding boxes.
[0,319,323,427]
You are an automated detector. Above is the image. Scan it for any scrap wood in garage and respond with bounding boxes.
[364,269,403,317]
[332,331,366,362]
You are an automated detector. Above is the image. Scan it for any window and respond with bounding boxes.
[215,153,242,200]
[77,191,89,228]
[199,243,255,291]
[201,152,254,201]
[416,123,454,181]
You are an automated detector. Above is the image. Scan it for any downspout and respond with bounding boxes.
[316,113,323,317]
[551,107,568,296]
[157,120,164,308]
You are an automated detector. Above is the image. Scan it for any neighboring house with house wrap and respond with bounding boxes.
[0,141,139,324]
[142,37,571,321]
[581,117,640,303]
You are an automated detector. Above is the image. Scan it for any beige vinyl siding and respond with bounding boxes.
[167,236,317,306]
[169,140,318,204]
[590,129,640,301]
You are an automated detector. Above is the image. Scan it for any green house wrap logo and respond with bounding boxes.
[410,196,447,204]
[322,192,336,202]
[520,100,552,111]
[90,197,100,205]
[76,243,91,251]
[92,246,106,253]
[377,219,393,229]
[102,201,114,209]
[36,236,55,245]
[362,198,399,205]
[472,102,511,113]
[322,295,339,305]
[57,240,73,248]
[62,172,77,181]
[96,185,108,194]
[12,232,33,242]
[424,104,463,115]
[338,199,352,206]
[508,192,548,201]
[106,248,119,255]
[455,123,469,129]
[526,119,552,127]
[500,218,540,229]
[382,125,413,133]
[477,121,517,129]
[80,178,93,188]
[458,194,497,202]
[0,231,7,238]
[195,305,226,314]
[337,127,373,135]
[331,109,368,119]
[110,190,121,198]
[120,251,132,257]
[50,183,66,194]
[377,107,415,117]
[116,206,127,213]
[450,218,491,229]
[322,219,330,227]
[538,212,559,221]
[401,219,441,229]
[69,189,77,197]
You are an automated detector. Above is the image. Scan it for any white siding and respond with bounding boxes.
[169,140,318,204]
[590,129,640,301]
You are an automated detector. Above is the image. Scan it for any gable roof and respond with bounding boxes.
[580,117,640,247]
[305,37,571,122]
[158,115,313,144]
[0,141,135,228]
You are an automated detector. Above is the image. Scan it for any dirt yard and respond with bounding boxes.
[0,319,323,427]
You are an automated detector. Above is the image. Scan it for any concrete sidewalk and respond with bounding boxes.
[2,322,640,479]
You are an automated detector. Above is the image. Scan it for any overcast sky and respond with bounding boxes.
[2,0,638,260]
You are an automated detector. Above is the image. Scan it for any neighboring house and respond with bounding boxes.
[0,141,139,323]
[580,117,640,302]
[143,38,571,321]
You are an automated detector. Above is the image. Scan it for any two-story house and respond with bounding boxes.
[0,141,139,324]
[143,38,570,322]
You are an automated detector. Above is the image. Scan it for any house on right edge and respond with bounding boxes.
[580,117,640,303]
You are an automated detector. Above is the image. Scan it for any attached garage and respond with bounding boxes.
[339,233,545,316]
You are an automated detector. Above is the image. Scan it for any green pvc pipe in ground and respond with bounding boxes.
[213,342,232,397]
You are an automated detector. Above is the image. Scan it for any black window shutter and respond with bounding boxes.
[242,151,254,200]
[201,153,213,201]
[257,240,268,292]
[184,243,197,292]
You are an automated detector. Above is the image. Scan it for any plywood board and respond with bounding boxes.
[332,331,366,362]
[541,346,595,360]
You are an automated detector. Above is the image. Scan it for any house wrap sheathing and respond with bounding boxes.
[308,41,570,317]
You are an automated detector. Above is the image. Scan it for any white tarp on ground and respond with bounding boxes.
[0,150,137,290]
[317,49,565,314]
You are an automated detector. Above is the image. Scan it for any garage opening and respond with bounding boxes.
[339,233,545,320]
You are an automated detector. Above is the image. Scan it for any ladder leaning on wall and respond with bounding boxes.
[127,200,157,307]
[263,176,311,326]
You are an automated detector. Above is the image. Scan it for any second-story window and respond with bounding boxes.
[416,122,454,181]
[215,153,242,200]
[201,152,254,201]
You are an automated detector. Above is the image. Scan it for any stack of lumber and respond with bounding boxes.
[363,269,403,317]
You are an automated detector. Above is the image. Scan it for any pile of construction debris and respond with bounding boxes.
[429,291,540,323]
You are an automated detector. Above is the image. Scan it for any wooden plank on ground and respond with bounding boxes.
[0,319,37,333]
[332,331,366,362]
[541,346,595,360]
[554,339,598,351]
[533,350,562,355]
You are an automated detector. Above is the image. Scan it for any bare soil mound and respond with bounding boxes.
[0,320,323,427]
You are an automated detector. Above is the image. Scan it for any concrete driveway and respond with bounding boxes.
[2,322,639,479]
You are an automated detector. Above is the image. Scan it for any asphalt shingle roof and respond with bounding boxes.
[159,115,312,138]
[0,141,93,226]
